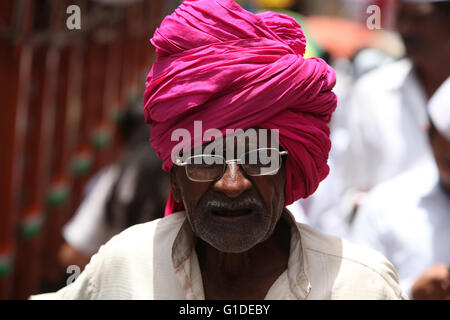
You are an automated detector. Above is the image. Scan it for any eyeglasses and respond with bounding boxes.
[174,148,288,182]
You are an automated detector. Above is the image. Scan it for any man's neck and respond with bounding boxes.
[414,57,450,99]
[196,217,291,299]
[439,181,450,198]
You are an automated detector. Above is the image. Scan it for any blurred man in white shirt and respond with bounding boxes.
[297,0,450,238]
[351,78,450,299]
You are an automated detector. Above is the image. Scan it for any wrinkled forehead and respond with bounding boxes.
[194,127,281,155]
[171,126,284,164]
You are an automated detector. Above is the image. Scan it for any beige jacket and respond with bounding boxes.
[32,211,407,300]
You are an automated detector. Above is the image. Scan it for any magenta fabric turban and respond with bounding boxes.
[144,0,337,215]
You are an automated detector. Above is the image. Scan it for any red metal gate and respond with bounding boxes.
[0,0,163,299]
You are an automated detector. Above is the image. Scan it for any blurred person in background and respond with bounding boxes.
[343,0,450,195]
[59,104,169,270]
[275,0,401,235]
[247,0,402,230]
[351,78,450,299]
[300,0,450,238]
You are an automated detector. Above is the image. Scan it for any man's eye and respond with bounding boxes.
[191,163,212,168]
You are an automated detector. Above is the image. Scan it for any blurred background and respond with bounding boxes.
[0,0,448,300]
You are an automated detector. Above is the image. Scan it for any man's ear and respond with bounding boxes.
[170,168,182,202]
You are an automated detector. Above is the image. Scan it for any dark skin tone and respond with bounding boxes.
[170,132,290,299]
[195,219,290,300]
[396,2,450,98]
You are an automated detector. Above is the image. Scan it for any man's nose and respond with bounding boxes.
[213,163,252,198]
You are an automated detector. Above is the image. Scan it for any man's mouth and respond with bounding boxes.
[210,208,254,218]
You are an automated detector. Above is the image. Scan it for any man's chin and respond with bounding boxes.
[201,235,263,254]
[192,219,270,253]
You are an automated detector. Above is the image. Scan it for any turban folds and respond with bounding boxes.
[144,0,337,214]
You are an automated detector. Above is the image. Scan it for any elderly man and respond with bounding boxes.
[33,0,405,300]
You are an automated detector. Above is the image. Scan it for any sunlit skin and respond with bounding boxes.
[396,2,450,98]
[170,130,291,299]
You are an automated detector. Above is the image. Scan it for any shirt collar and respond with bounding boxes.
[382,59,428,130]
[171,209,311,299]
[387,58,414,91]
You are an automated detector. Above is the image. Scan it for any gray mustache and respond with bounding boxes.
[199,194,265,213]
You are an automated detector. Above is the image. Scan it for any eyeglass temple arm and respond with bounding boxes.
[174,159,188,167]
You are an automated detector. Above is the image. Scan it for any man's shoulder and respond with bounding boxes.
[349,59,412,102]
[297,223,407,299]
[299,223,389,270]
[49,212,187,299]
[346,59,414,123]
[355,58,411,88]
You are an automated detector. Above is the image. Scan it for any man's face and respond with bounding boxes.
[430,129,450,195]
[396,2,450,66]
[171,129,286,253]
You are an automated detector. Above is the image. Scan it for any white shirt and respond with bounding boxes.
[341,58,432,190]
[296,59,434,238]
[63,165,124,255]
[33,210,407,300]
[351,160,450,296]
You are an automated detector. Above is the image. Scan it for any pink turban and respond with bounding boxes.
[144,0,337,215]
